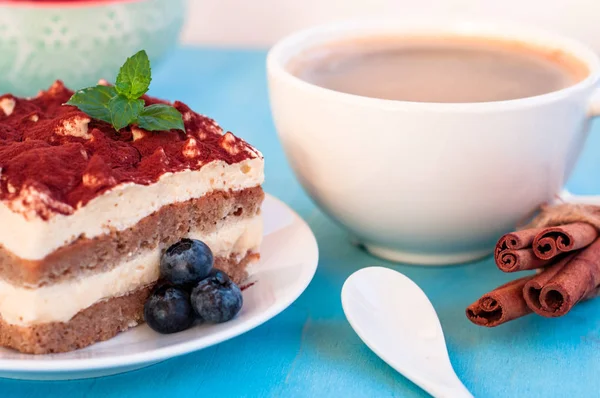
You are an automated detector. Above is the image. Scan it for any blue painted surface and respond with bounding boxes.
[2,46,600,397]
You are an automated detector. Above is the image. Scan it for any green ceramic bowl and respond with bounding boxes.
[0,0,186,96]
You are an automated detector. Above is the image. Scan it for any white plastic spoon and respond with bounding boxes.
[341,266,473,398]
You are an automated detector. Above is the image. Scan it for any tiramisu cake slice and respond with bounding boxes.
[0,81,264,354]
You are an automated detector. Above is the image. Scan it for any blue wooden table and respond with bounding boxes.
[2,46,600,397]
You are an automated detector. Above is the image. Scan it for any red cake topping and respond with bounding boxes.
[0,81,261,219]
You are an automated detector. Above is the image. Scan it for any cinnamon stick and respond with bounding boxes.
[524,238,600,317]
[495,248,552,273]
[495,228,543,253]
[523,254,575,315]
[532,222,598,260]
[466,276,534,327]
[495,228,548,272]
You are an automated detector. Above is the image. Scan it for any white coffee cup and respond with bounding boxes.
[267,20,600,265]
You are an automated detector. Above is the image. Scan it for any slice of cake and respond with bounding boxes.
[0,81,264,354]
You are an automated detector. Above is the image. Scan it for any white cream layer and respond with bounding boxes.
[0,158,264,260]
[0,215,263,326]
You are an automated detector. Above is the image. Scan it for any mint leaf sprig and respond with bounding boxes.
[66,50,185,132]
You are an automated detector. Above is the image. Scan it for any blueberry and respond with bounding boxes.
[160,239,213,286]
[144,285,194,334]
[191,269,243,323]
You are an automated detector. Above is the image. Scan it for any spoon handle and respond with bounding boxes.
[426,379,474,398]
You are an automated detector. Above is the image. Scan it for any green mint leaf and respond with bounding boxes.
[137,104,185,132]
[107,95,144,131]
[115,50,151,99]
[65,85,116,123]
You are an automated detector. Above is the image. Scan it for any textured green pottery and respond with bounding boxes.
[0,0,186,96]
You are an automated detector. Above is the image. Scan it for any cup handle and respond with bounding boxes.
[559,90,600,204]
[557,189,600,205]
[590,89,600,118]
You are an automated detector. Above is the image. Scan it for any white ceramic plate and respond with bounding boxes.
[0,194,318,380]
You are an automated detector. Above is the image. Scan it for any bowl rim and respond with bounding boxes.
[0,0,144,8]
